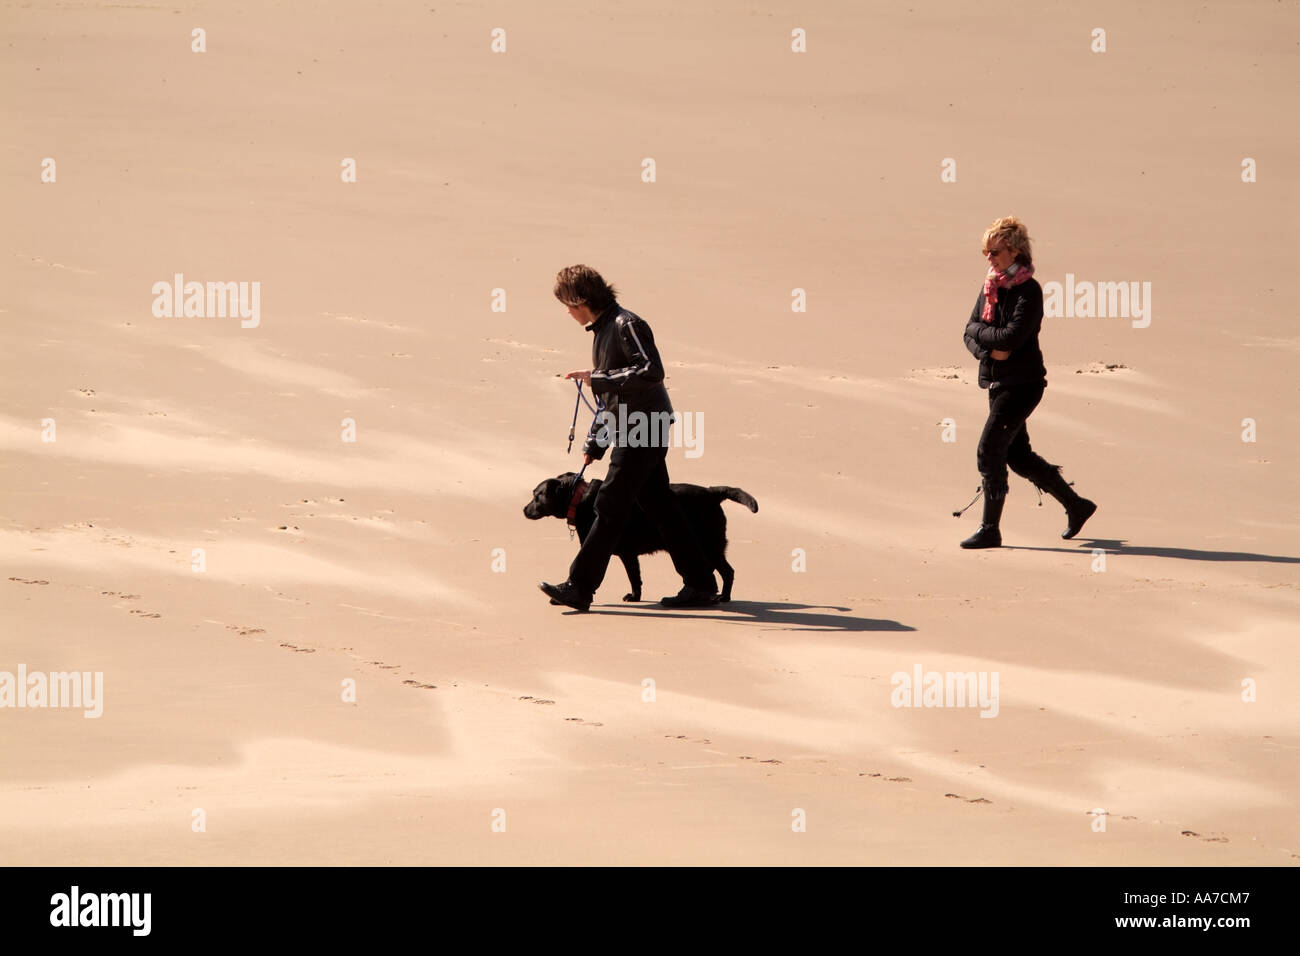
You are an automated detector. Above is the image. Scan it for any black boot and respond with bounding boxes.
[1033,465,1097,540]
[960,489,1005,549]
[539,580,592,612]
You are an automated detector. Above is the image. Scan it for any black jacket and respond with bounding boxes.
[582,302,674,460]
[963,276,1047,390]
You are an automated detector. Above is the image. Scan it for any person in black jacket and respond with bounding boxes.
[538,264,720,611]
[961,217,1097,548]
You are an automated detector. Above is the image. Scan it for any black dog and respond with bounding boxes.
[523,472,758,602]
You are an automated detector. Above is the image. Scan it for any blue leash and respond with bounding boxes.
[567,381,604,482]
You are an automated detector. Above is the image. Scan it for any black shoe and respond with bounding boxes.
[1032,465,1097,539]
[1062,499,1097,540]
[960,487,1005,549]
[960,524,1002,549]
[539,580,591,612]
[659,585,720,608]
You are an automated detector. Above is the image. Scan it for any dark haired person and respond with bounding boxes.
[961,216,1097,548]
[539,264,719,611]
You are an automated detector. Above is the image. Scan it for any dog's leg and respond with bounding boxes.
[717,557,735,602]
[618,552,642,602]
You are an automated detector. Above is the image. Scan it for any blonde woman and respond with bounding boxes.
[960,217,1097,548]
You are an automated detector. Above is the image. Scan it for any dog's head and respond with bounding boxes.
[522,472,581,520]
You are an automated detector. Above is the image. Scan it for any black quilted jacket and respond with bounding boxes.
[963,277,1048,390]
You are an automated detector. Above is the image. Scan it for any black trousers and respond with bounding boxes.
[567,443,716,596]
[976,381,1054,499]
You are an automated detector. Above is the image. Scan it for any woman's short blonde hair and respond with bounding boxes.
[982,216,1033,266]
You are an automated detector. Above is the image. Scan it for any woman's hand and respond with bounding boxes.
[565,370,593,385]
[991,349,1011,361]
[584,453,595,465]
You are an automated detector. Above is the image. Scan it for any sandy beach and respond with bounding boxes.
[2,0,1297,865]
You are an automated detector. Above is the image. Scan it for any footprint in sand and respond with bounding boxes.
[129,609,162,619]
[907,366,968,383]
[402,680,438,690]
[10,578,49,585]
[1075,362,1130,374]
[279,643,316,653]
[226,625,265,637]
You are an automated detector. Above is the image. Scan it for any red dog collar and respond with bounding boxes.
[565,479,589,526]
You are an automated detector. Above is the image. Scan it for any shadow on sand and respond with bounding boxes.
[568,599,914,632]
[1005,538,1300,564]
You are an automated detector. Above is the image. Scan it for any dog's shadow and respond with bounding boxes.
[576,599,914,632]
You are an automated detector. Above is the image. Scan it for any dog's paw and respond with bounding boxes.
[623,592,641,602]
[549,598,561,605]
[719,594,731,603]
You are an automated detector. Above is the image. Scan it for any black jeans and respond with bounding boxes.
[567,443,716,596]
[976,381,1053,499]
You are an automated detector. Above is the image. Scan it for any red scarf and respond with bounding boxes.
[981,263,1035,322]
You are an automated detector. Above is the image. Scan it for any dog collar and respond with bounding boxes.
[565,479,589,526]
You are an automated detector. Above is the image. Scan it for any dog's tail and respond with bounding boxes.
[711,486,758,513]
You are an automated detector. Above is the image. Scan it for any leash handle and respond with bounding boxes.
[564,380,606,473]
[566,382,584,454]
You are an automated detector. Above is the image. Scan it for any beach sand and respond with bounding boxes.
[2,0,1297,864]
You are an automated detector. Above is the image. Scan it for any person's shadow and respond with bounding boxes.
[576,599,914,632]
[1005,537,1300,563]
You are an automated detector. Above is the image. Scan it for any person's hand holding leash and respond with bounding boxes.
[565,370,593,385]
